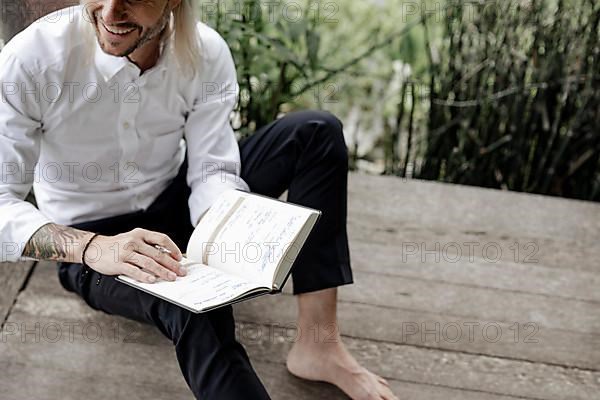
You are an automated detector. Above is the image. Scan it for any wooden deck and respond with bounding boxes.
[1,173,599,399]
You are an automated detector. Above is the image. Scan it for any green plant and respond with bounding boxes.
[200,0,600,201]
[415,0,599,200]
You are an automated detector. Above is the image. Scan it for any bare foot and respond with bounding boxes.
[286,333,397,400]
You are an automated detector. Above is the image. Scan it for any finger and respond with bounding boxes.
[129,252,177,282]
[138,242,186,276]
[135,228,183,261]
[121,263,157,284]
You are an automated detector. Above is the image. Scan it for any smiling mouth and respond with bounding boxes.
[101,21,137,36]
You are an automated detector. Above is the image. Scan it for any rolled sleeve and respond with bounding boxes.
[184,28,249,227]
[0,50,52,262]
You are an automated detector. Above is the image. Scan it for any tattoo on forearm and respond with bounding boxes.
[23,223,90,261]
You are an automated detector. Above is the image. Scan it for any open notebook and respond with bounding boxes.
[116,190,321,313]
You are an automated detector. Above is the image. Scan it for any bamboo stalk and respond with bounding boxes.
[402,83,416,178]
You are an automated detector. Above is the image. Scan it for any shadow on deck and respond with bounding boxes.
[1,173,599,399]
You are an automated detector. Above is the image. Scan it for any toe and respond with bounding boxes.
[381,384,398,400]
[375,375,396,400]
[377,376,390,387]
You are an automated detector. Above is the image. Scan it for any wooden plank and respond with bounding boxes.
[348,174,600,244]
[253,360,528,400]
[285,267,600,337]
[347,174,600,274]
[0,261,35,326]
[296,271,600,334]
[349,240,600,303]
[349,219,600,276]
[235,294,600,371]
[0,319,194,400]
[236,322,600,400]
[0,367,192,400]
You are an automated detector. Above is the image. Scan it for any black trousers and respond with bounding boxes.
[57,110,353,399]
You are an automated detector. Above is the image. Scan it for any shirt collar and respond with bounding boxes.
[94,32,172,82]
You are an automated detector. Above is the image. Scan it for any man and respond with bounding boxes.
[0,1,397,399]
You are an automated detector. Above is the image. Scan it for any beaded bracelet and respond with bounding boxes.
[81,233,99,267]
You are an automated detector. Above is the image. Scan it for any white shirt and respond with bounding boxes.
[0,6,249,262]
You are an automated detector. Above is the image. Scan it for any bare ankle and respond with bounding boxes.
[294,320,343,346]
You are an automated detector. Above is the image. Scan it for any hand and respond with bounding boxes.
[83,228,186,283]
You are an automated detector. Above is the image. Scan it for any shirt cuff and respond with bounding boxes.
[0,201,52,262]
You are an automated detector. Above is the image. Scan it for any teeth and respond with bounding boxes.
[104,24,135,35]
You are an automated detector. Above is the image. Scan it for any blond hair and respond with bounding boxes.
[79,0,201,77]
[166,0,202,77]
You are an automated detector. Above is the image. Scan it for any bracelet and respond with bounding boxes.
[81,233,99,267]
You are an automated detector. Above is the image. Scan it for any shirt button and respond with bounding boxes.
[123,122,130,129]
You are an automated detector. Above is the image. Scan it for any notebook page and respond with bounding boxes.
[207,194,312,286]
[186,190,243,261]
[118,258,260,312]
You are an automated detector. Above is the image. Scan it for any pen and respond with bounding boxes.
[154,244,172,254]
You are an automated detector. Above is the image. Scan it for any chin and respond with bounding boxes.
[97,31,139,57]
[101,44,137,58]
[98,40,128,57]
